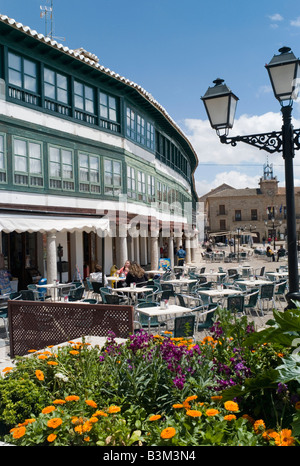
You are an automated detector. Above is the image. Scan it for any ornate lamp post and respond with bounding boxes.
[264,217,282,250]
[202,47,300,306]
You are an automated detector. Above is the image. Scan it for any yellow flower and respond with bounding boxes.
[275,429,295,446]
[253,419,266,434]
[149,414,162,421]
[205,408,219,416]
[42,406,56,414]
[85,399,97,408]
[160,427,176,439]
[108,405,121,413]
[35,369,44,381]
[11,426,26,439]
[224,401,239,412]
[47,417,63,429]
[65,395,80,402]
[2,367,13,373]
[186,409,202,417]
[47,433,57,443]
[184,395,198,403]
[224,414,236,421]
[94,410,108,417]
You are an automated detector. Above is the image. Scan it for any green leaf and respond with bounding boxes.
[275,354,300,383]
[221,368,279,401]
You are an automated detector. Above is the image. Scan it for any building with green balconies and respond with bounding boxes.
[0,14,198,289]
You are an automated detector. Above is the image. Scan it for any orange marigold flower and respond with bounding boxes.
[94,410,108,417]
[28,349,37,353]
[24,418,36,425]
[211,395,222,401]
[47,417,63,429]
[253,419,266,434]
[65,395,80,402]
[173,403,184,409]
[224,414,236,421]
[38,354,48,360]
[160,427,176,439]
[47,361,58,366]
[206,408,219,417]
[108,405,121,413]
[42,406,56,414]
[295,401,300,410]
[84,436,90,442]
[85,399,97,408]
[2,367,13,373]
[35,369,44,381]
[12,426,26,439]
[47,433,57,443]
[53,399,66,405]
[71,417,84,425]
[186,409,202,417]
[89,416,98,424]
[69,350,80,355]
[224,401,239,412]
[149,415,162,421]
[275,429,295,446]
[184,395,198,403]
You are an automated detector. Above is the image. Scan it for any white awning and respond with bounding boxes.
[0,214,109,234]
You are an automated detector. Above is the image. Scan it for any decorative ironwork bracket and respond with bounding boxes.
[220,128,300,154]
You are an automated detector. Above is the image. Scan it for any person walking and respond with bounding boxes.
[176,245,186,266]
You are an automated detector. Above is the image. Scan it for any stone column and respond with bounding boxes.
[185,233,191,264]
[168,233,174,268]
[118,233,128,268]
[140,235,148,266]
[46,231,57,283]
[150,234,159,270]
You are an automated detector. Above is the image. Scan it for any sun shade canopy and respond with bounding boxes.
[0,214,110,234]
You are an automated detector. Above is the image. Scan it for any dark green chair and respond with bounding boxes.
[227,295,244,314]
[197,304,217,334]
[67,286,85,301]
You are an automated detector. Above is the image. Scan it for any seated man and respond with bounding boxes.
[277,245,286,262]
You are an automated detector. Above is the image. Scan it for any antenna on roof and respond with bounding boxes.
[40,0,65,41]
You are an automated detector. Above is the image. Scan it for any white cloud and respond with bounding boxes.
[290,16,300,27]
[184,112,300,197]
[268,13,284,22]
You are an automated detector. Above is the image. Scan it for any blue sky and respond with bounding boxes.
[2,0,300,196]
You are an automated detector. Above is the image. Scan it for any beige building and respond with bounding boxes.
[200,164,300,248]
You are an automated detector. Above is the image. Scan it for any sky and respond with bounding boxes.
[2,0,300,197]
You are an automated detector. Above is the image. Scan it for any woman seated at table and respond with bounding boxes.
[117,260,131,277]
[266,246,275,262]
[125,261,148,287]
[89,264,108,286]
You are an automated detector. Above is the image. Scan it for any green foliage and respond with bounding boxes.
[1,304,300,446]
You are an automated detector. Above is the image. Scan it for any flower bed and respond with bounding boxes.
[0,307,299,446]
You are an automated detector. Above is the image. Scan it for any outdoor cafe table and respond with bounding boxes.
[36,282,74,301]
[235,279,272,288]
[198,288,242,306]
[106,276,126,288]
[136,303,193,334]
[116,286,153,304]
[161,278,197,292]
[199,272,226,282]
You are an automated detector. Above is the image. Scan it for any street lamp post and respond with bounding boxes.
[201,47,300,307]
[264,218,282,250]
